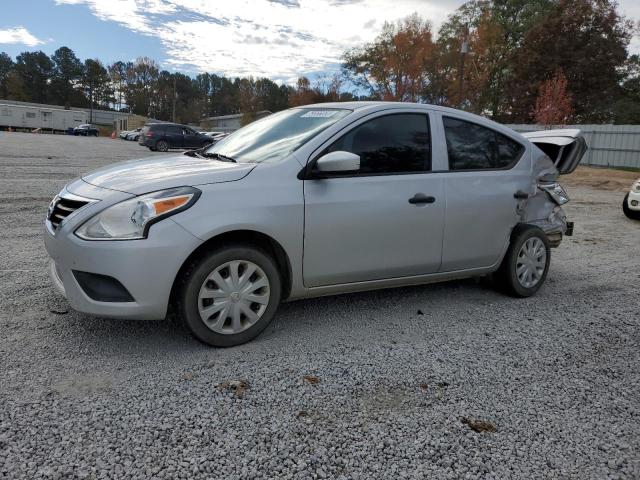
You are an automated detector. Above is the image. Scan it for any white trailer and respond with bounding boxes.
[0,103,87,132]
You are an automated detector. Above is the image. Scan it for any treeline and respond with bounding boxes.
[0,0,639,124]
[0,49,359,125]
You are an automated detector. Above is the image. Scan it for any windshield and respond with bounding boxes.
[204,108,351,163]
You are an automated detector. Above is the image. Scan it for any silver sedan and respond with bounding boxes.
[44,102,586,346]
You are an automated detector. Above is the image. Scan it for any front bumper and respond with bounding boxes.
[628,190,640,211]
[44,215,201,321]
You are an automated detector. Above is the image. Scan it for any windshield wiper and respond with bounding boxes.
[202,152,237,163]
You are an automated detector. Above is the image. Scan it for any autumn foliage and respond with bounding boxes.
[343,14,435,102]
[533,69,573,126]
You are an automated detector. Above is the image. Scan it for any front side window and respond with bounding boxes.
[323,113,431,174]
[443,117,524,170]
[205,108,351,164]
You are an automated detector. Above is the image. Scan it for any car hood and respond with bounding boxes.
[81,155,256,195]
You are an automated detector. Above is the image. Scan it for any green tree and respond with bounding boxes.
[50,47,84,107]
[124,57,159,116]
[509,0,632,122]
[82,59,112,118]
[108,61,128,111]
[612,54,640,124]
[436,0,553,117]
[14,51,54,103]
[0,52,14,99]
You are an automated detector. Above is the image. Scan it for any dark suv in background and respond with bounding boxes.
[139,123,213,151]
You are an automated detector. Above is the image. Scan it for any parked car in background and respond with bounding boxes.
[211,133,229,142]
[623,179,640,220]
[118,130,131,139]
[139,123,214,151]
[73,124,99,137]
[45,102,586,347]
[125,128,142,141]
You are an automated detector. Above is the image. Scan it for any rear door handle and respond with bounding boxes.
[514,190,529,199]
[409,193,436,205]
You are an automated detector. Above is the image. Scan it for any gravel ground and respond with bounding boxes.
[1,132,639,479]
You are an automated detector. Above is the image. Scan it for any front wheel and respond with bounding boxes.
[176,245,282,347]
[623,193,640,220]
[495,225,550,297]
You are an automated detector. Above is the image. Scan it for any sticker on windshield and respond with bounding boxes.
[301,110,337,118]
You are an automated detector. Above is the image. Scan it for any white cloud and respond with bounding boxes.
[0,27,45,47]
[53,0,640,81]
[53,0,455,81]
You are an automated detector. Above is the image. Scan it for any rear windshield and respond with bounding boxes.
[204,108,351,164]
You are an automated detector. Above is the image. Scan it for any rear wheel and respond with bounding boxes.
[495,225,550,297]
[623,193,640,220]
[177,245,282,347]
[156,140,169,152]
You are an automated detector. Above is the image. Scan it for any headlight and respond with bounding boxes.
[633,181,640,193]
[75,187,200,240]
[538,182,569,205]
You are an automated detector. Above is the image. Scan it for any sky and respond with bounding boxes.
[1,0,639,84]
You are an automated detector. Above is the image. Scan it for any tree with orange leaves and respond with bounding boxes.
[532,69,573,127]
[343,14,435,102]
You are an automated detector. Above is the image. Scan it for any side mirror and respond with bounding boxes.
[315,151,360,174]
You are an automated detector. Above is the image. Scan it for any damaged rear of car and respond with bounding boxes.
[520,129,588,247]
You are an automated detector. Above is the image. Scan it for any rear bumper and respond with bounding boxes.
[528,205,571,248]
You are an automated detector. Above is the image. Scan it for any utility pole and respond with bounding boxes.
[458,23,469,109]
[172,77,176,123]
[89,82,94,124]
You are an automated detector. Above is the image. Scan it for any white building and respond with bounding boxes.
[0,102,87,132]
[0,99,135,133]
[201,110,272,133]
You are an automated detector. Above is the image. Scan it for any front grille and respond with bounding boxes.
[47,194,90,231]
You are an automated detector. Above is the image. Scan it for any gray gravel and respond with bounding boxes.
[1,131,639,479]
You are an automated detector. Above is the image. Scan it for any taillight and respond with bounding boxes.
[538,182,570,205]
[146,131,154,137]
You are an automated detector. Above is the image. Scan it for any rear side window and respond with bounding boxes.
[165,125,182,135]
[443,117,524,170]
[324,113,431,174]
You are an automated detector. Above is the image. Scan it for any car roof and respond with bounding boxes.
[147,122,194,128]
[295,101,527,143]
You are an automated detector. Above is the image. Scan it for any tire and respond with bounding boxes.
[156,140,169,152]
[495,225,551,298]
[622,193,640,220]
[176,245,282,347]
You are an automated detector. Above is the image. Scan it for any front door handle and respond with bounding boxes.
[409,193,436,205]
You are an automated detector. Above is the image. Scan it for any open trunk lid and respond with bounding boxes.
[522,129,588,175]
